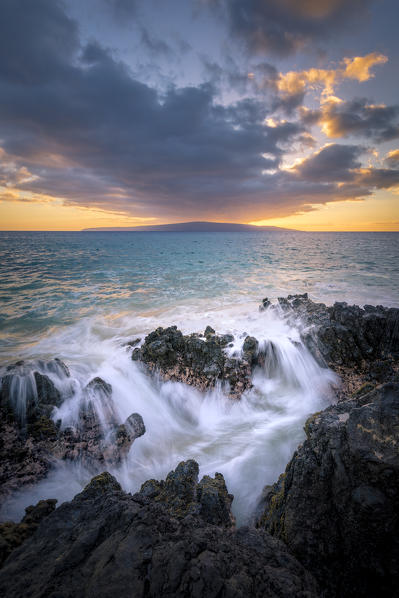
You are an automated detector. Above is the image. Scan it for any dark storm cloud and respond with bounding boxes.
[0,0,79,85]
[291,144,399,189]
[293,144,363,182]
[0,0,306,216]
[1,0,398,221]
[216,0,373,56]
[319,98,399,142]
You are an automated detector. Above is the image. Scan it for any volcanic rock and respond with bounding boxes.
[131,326,255,397]
[257,382,399,597]
[0,463,319,597]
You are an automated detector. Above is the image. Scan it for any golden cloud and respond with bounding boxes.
[276,52,388,101]
[387,149,399,162]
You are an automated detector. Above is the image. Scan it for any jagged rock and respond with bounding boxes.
[0,415,54,503]
[102,413,145,464]
[85,376,113,396]
[0,359,67,425]
[204,325,215,337]
[257,382,399,598]
[0,463,319,597]
[242,336,259,365]
[259,297,271,311]
[132,326,254,397]
[125,338,141,348]
[140,460,234,526]
[0,371,145,504]
[0,499,57,567]
[270,294,399,368]
[0,360,68,502]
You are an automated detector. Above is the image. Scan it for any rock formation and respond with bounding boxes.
[256,382,399,597]
[0,462,319,598]
[1,296,399,596]
[0,362,145,504]
[132,325,260,397]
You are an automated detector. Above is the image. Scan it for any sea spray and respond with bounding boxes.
[0,307,337,524]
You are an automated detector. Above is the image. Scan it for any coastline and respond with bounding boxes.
[0,294,398,596]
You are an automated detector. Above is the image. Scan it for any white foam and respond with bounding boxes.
[1,305,337,524]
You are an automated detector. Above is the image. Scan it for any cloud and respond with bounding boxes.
[273,53,387,112]
[103,0,137,20]
[0,148,39,187]
[215,0,372,56]
[288,143,399,192]
[0,0,398,223]
[140,27,174,56]
[317,97,399,141]
[385,149,399,167]
[342,53,387,81]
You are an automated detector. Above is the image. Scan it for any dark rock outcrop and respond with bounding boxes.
[61,378,145,466]
[0,414,57,503]
[0,368,145,505]
[132,326,256,397]
[0,359,67,425]
[140,460,234,526]
[0,359,70,503]
[0,463,319,598]
[272,293,399,369]
[0,499,57,567]
[257,382,399,597]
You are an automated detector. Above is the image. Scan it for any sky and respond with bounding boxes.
[0,0,398,231]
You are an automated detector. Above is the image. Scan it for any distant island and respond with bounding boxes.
[82,221,297,232]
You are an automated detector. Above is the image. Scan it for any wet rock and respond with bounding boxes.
[0,360,67,425]
[102,413,145,464]
[132,326,254,397]
[259,297,271,311]
[204,325,215,337]
[257,382,399,597]
[0,414,56,504]
[61,378,146,467]
[0,371,146,504]
[269,294,399,368]
[125,338,141,347]
[242,336,259,365]
[0,499,57,567]
[85,376,113,396]
[0,463,319,597]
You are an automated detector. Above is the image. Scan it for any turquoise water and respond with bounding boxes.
[1,231,398,357]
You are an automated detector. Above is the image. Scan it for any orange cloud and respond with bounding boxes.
[386,149,399,162]
[343,52,388,81]
[276,52,388,101]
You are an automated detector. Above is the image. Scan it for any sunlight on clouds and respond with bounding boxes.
[343,53,388,82]
[276,52,388,102]
[387,149,399,162]
[0,148,40,186]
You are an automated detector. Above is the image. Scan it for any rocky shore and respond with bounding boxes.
[0,295,398,597]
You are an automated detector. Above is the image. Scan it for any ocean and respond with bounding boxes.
[1,230,398,522]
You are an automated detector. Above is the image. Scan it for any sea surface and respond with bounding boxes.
[1,231,398,522]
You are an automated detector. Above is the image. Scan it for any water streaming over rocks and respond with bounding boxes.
[0,306,337,524]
